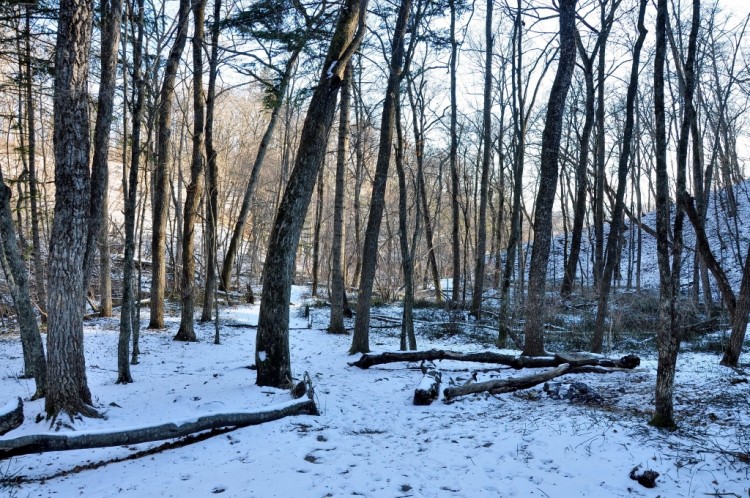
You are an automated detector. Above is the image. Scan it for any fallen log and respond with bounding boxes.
[443,364,571,399]
[0,398,23,436]
[413,362,441,406]
[349,349,640,371]
[0,397,317,460]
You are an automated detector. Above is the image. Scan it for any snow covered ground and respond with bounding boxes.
[1,287,749,497]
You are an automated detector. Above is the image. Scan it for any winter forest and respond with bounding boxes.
[1,0,750,495]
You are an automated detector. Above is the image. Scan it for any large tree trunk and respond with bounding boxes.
[591,0,647,353]
[350,0,412,355]
[255,0,369,387]
[148,0,190,329]
[46,0,97,419]
[175,0,208,342]
[0,181,46,399]
[522,0,577,356]
[469,0,493,318]
[201,0,223,322]
[329,63,351,335]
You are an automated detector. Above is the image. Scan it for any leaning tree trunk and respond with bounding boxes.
[522,0,577,357]
[329,63,351,334]
[591,0,647,353]
[46,0,98,419]
[149,0,190,329]
[175,0,208,342]
[0,180,46,399]
[350,0,412,355]
[516,0,576,356]
[255,0,369,387]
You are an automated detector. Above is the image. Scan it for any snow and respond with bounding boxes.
[0,398,19,419]
[327,60,338,79]
[1,286,749,497]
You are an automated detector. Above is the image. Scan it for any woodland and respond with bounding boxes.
[0,0,750,494]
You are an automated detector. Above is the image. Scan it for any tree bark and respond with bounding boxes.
[46,0,98,419]
[449,0,460,306]
[84,0,124,305]
[175,0,208,342]
[523,0,577,356]
[118,0,147,384]
[350,0,411,355]
[469,0,493,318]
[0,180,46,398]
[201,0,223,322]
[148,0,190,329]
[256,0,369,387]
[329,63,351,334]
[23,6,47,316]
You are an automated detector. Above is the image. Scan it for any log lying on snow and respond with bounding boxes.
[0,397,317,460]
[349,349,640,371]
[443,364,571,399]
[0,398,23,436]
[413,362,441,406]
[442,359,640,400]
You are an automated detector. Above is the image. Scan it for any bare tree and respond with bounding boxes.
[522,0,577,357]
[255,0,368,387]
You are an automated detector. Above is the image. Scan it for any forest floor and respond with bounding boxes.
[1,286,749,498]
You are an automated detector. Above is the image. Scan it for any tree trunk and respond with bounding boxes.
[256,0,369,387]
[449,0,460,306]
[311,163,325,297]
[201,0,223,322]
[0,181,46,399]
[84,0,124,306]
[522,0,577,357]
[591,0,647,353]
[469,0,493,318]
[23,7,47,316]
[395,99,417,351]
[175,0,208,342]
[560,28,598,299]
[329,63,351,334]
[350,0,411,355]
[46,0,98,419]
[149,0,190,329]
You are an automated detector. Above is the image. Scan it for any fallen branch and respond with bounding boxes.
[413,362,441,406]
[443,364,571,399]
[0,398,317,460]
[349,349,639,371]
[0,398,23,436]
